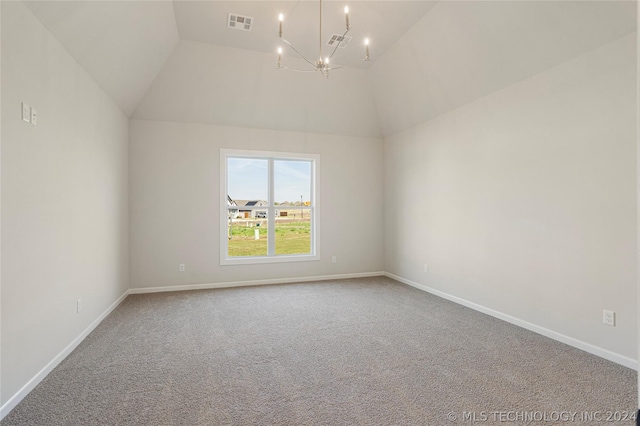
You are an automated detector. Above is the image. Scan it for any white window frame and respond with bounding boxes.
[220,149,320,265]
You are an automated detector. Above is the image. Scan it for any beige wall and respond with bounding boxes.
[382,34,638,363]
[1,1,129,407]
[129,119,384,289]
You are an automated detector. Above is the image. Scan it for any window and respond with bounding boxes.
[220,149,320,265]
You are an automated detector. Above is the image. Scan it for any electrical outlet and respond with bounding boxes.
[21,102,31,123]
[331,256,337,264]
[424,264,429,273]
[30,108,38,125]
[179,263,185,272]
[603,310,615,326]
[77,299,82,313]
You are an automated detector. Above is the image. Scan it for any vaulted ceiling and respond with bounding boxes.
[24,0,436,119]
[24,1,180,117]
[23,1,637,137]
[370,0,637,135]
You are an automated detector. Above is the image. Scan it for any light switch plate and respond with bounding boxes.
[21,102,31,123]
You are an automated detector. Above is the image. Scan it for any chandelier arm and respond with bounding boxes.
[278,65,319,73]
[277,0,366,78]
[282,38,317,68]
[328,28,350,61]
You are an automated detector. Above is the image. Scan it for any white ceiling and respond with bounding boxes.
[24,0,181,116]
[23,0,436,117]
[369,0,638,136]
[20,0,638,136]
[132,40,384,137]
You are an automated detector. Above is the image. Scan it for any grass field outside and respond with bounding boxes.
[228,220,311,256]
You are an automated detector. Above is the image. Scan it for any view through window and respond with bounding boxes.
[221,149,319,264]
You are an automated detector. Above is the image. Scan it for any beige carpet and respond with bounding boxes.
[2,276,636,425]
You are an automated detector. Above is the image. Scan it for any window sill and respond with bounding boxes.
[220,253,320,266]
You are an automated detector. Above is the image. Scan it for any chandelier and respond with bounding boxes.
[276,0,371,77]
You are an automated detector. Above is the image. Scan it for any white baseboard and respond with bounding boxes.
[128,271,386,294]
[385,272,638,371]
[0,290,130,419]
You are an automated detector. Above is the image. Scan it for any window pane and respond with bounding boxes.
[274,160,311,206]
[227,214,268,257]
[221,149,318,265]
[275,208,311,255]
[228,158,268,203]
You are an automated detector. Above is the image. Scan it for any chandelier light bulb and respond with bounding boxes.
[278,13,284,37]
[344,6,350,30]
[278,13,284,22]
[364,38,370,61]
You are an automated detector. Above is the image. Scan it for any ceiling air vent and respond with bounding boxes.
[228,13,253,31]
[327,34,352,48]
